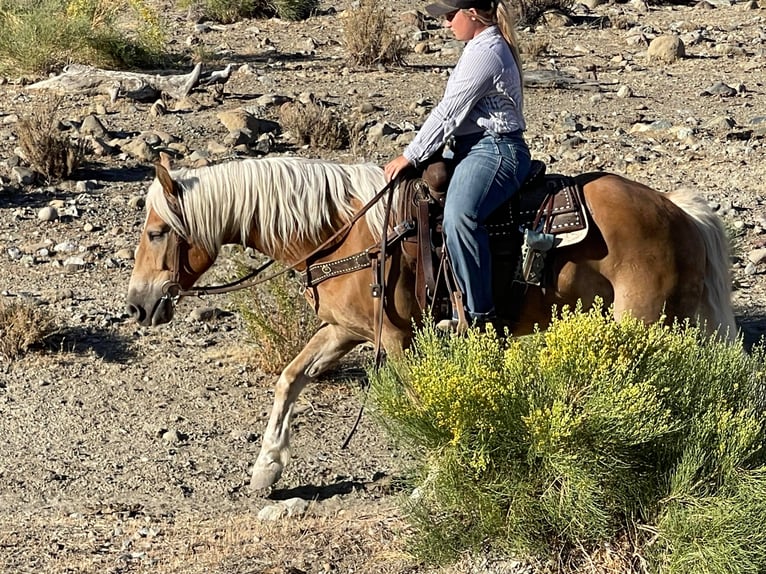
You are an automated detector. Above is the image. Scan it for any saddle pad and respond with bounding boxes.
[487,174,589,248]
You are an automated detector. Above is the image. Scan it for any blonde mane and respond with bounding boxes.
[146,157,390,259]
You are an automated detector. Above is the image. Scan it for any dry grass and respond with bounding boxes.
[17,97,85,182]
[521,36,550,59]
[0,298,54,361]
[0,503,414,574]
[517,0,575,26]
[341,0,407,67]
[279,100,350,151]
[231,260,321,375]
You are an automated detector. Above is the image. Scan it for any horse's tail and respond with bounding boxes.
[665,189,737,341]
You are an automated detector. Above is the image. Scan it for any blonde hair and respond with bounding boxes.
[473,0,524,110]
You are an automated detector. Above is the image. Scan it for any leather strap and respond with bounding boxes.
[415,196,433,310]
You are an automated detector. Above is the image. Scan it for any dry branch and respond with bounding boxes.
[26,63,203,102]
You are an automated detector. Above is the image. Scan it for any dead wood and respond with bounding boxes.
[26,63,203,102]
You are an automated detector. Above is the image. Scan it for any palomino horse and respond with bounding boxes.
[126,154,736,489]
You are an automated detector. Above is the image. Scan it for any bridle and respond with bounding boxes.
[157,177,401,323]
[154,176,406,450]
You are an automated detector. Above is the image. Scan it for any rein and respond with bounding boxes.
[160,177,400,304]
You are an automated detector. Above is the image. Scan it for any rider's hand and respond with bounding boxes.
[384,155,412,182]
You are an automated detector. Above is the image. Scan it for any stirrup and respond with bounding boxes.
[435,318,469,335]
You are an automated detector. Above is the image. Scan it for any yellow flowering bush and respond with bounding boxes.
[369,303,766,571]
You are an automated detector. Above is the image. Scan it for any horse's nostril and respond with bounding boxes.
[126,303,145,323]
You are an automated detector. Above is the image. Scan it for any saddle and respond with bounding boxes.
[399,158,590,323]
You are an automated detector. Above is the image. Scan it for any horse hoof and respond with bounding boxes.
[250,460,283,490]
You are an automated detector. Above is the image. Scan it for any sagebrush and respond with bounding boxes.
[231,256,319,374]
[370,304,766,573]
[279,101,350,151]
[17,98,85,181]
[517,0,574,26]
[0,298,55,361]
[178,0,317,22]
[341,0,406,67]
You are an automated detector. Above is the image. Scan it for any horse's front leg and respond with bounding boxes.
[250,323,362,489]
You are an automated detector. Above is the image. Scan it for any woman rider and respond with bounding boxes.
[384,0,530,330]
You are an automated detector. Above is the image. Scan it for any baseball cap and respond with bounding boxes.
[425,0,494,17]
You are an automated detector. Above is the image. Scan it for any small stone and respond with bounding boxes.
[747,248,766,265]
[38,206,58,221]
[188,307,223,322]
[115,248,134,260]
[11,167,36,186]
[75,180,96,192]
[80,114,108,138]
[128,196,145,210]
[162,429,182,443]
[257,504,286,521]
[150,100,167,117]
[617,85,633,98]
[647,35,685,63]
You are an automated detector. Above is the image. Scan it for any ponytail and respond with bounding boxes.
[473,0,524,111]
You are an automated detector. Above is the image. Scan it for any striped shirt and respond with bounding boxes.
[403,25,525,167]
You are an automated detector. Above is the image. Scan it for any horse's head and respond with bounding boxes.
[126,154,215,326]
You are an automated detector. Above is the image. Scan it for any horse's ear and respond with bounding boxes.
[159,151,173,171]
[155,162,181,208]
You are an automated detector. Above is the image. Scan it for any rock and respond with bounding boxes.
[647,35,685,63]
[254,132,274,154]
[188,307,224,322]
[617,85,633,98]
[150,100,166,117]
[115,248,134,260]
[700,82,737,97]
[121,137,157,162]
[366,122,398,142]
[63,256,86,271]
[37,206,58,221]
[128,196,145,210]
[207,140,229,155]
[75,180,97,192]
[748,248,766,265]
[224,128,254,147]
[217,108,280,137]
[11,167,36,186]
[541,10,573,27]
[703,116,736,131]
[399,10,426,30]
[80,114,108,138]
[54,241,78,254]
[162,429,182,443]
[257,497,309,521]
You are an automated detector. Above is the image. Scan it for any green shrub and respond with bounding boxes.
[231,256,320,374]
[272,0,318,21]
[178,0,317,23]
[0,0,166,74]
[369,303,766,572]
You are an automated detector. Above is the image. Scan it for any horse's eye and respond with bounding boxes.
[148,230,166,242]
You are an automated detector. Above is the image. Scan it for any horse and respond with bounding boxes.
[126,154,736,489]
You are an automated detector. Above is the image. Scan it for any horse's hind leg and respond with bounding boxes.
[250,323,362,489]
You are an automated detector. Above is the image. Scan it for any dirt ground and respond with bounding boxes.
[1,0,765,572]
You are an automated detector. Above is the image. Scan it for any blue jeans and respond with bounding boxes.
[443,131,531,320]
